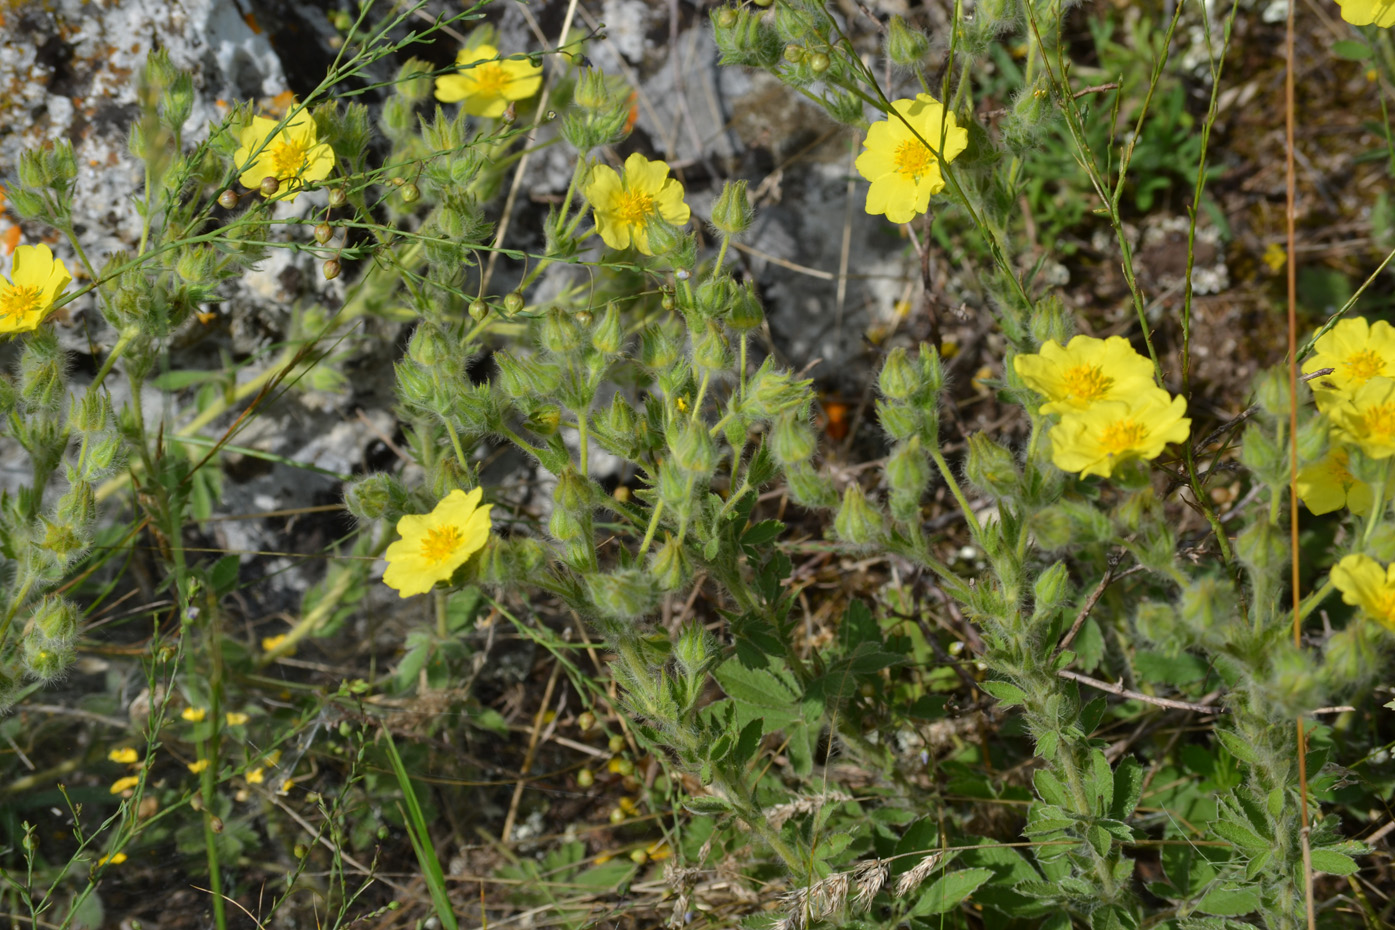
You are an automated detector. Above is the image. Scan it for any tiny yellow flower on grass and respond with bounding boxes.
[1050,389,1191,478]
[382,487,493,597]
[110,775,141,795]
[435,44,542,117]
[1296,445,1373,515]
[1329,376,1395,458]
[96,852,128,866]
[583,153,691,255]
[1013,335,1156,414]
[1302,317,1395,411]
[225,712,249,726]
[246,767,265,785]
[108,747,139,764]
[855,94,968,224]
[1335,0,1395,27]
[0,244,71,335]
[235,114,335,202]
[1331,553,1395,631]
[181,706,207,723]
[187,758,210,774]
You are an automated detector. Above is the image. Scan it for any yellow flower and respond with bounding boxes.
[1262,242,1286,273]
[583,153,691,255]
[382,487,494,597]
[1013,335,1157,414]
[96,852,128,866]
[108,747,139,764]
[262,633,293,654]
[1296,444,1373,515]
[1302,317,1395,411]
[0,244,72,335]
[225,712,249,726]
[246,767,265,785]
[1335,0,1395,26]
[1331,553,1395,631]
[181,706,207,723]
[855,94,968,224]
[278,778,295,795]
[434,44,542,118]
[1049,389,1191,478]
[109,776,141,794]
[187,758,210,774]
[1329,376,1395,459]
[235,114,335,202]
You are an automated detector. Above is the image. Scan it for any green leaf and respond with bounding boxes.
[1198,887,1260,917]
[1036,730,1059,761]
[910,868,993,916]
[1134,650,1208,685]
[1211,819,1269,852]
[1111,757,1144,819]
[1022,818,1074,837]
[741,519,784,548]
[1333,39,1373,60]
[574,859,637,890]
[714,660,799,710]
[683,795,732,816]
[981,680,1028,705]
[732,717,763,767]
[1091,750,1113,813]
[1308,848,1360,875]
[209,555,240,596]
[1033,771,1068,807]
[1215,729,1259,765]
[1244,849,1271,881]
[1087,824,1112,857]
[1266,787,1284,821]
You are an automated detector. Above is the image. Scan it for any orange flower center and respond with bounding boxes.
[471,62,510,95]
[419,524,463,565]
[0,283,44,320]
[1061,364,1112,403]
[893,138,933,180]
[269,136,310,179]
[1342,349,1385,384]
[615,189,655,226]
[1358,401,1395,441]
[1099,418,1148,455]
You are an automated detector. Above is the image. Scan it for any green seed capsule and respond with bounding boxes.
[217,189,238,209]
[328,188,348,208]
[259,176,280,197]
[469,299,488,321]
[323,258,341,280]
[808,52,831,74]
[503,291,525,315]
[401,183,421,204]
[313,223,333,244]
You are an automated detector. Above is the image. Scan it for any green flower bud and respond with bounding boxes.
[591,302,625,355]
[695,276,735,317]
[175,246,216,284]
[713,6,781,69]
[407,324,452,367]
[771,412,818,464]
[711,180,754,236]
[541,306,584,355]
[549,503,589,542]
[879,347,918,400]
[807,51,831,74]
[1029,295,1072,348]
[876,400,920,442]
[57,479,95,528]
[1240,422,1284,486]
[728,281,764,331]
[965,432,1019,498]
[586,568,660,620]
[886,16,929,66]
[824,92,865,126]
[22,637,73,682]
[657,460,692,513]
[674,621,714,675]
[640,325,682,370]
[400,183,421,204]
[31,596,79,644]
[469,299,489,321]
[394,57,434,104]
[651,536,692,592]
[503,292,525,316]
[494,351,562,398]
[19,331,66,413]
[714,6,737,28]
[886,437,930,496]
[917,343,945,399]
[1254,366,1291,418]
[328,188,348,208]
[1032,561,1071,623]
[84,433,123,477]
[161,72,195,131]
[692,320,730,372]
[744,359,812,419]
[668,419,717,477]
[394,359,435,411]
[525,404,563,436]
[834,483,885,547]
[554,468,593,515]
[344,473,406,521]
[600,393,637,440]
[574,69,611,110]
[1296,414,1327,464]
[784,44,805,63]
[71,390,112,434]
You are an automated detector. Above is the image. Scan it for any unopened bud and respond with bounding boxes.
[692,320,730,372]
[879,347,918,400]
[586,568,659,620]
[651,536,692,591]
[344,473,403,521]
[217,189,238,209]
[770,412,817,464]
[886,16,929,66]
[31,596,79,644]
[541,306,583,355]
[503,291,525,316]
[314,223,333,244]
[668,419,717,476]
[834,483,885,547]
[711,180,754,236]
[728,281,764,331]
[591,302,624,355]
[640,326,681,370]
[886,437,930,495]
[714,7,737,28]
[259,176,280,197]
[965,432,1019,497]
[786,462,839,508]
[784,44,805,63]
[328,188,348,208]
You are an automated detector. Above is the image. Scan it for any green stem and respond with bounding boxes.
[444,420,470,472]
[929,446,983,542]
[637,500,665,557]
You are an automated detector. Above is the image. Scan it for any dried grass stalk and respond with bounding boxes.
[894,851,945,898]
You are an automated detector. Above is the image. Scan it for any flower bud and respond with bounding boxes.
[217,189,239,209]
[394,360,435,411]
[323,258,341,280]
[469,299,489,321]
[695,276,735,318]
[713,6,782,69]
[22,637,73,682]
[744,360,811,419]
[344,473,406,521]
[692,320,730,372]
[668,419,717,477]
[328,188,348,208]
[784,44,805,63]
[601,393,638,439]
[549,503,588,541]
[260,176,281,197]
[645,218,689,257]
[834,483,885,547]
[640,325,682,370]
[401,183,421,204]
[1032,561,1071,622]
[1296,415,1326,464]
[965,432,1019,498]
[314,223,333,245]
[1254,366,1291,418]
[714,6,737,28]
[591,302,624,355]
[407,324,451,367]
[541,306,584,355]
[1029,295,1072,348]
[1240,422,1283,486]
[728,281,764,331]
[554,468,593,515]
[58,479,96,528]
[503,291,525,316]
[674,621,714,675]
[917,343,945,399]
[494,351,562,398]
[886,437,930,496]
[711,180,754,236]
[574,69,611,110]
[771,412,817,464]
[586,568,660,620]
[526,404,563,436]
[651,535,692,591]
[31,596,79,644]
[807,51,831,74]
[879,347,918,400]
[876,400,920,442]
[886,16,929,66]
[71,390,112,434]
[84,433,123,477]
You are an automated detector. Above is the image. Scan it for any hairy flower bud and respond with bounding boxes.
[876,399,920,442]
[965,432,1019,498]
[407,324,451,367]
[692,320,730,372]
[674,621,714,675]
[886,16,929,66]
[744,359,811,419]
[494,351,561,398]
[541,306,584,356]
[886,437,930,496]
[668,419,717,477]
[1029,295,1072,348]
[770,412,818,464]
[22,636,73,682]
[344,473,407,521]
[651,535,692,591]
[879,347,918,400]
[834,483,885,546]
[640,325,682,371]
[31,596,79,645]
[591,302,625,355]
[711,180,754,236]
[1032,561,1071,623]
[586,568,660,620]
[71,390,112,434]
[728,281,764,332]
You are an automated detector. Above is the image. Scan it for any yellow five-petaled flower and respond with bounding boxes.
[382,487,494,597]
[1296,444,1373,515]
[583,153,691,256]
[0,244,71,336]
[855,94,968,225]
[435,44,542,118]
[1302,317,1395,413]
[1013,335,1157,415]
[235,113,335,202]
[1048,390,1191,479]
[1331,553,1395,631]
[1335,0,1395,27]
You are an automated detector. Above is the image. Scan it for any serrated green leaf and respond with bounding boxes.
[683,795,732,816]
[741,519,784,547]
[574,858,637,890]
[1244,849,1271,881]
[1091,750,1113,813]
[981,680,1028,705]
[1037,730,1059,760]
[1215,729,1259,765]
[911,868,993,916]
[1134,650,1208,685]
[1211,819,1269,852]
[1198,887,1259,917]
[1034,770,1068,807]
[714,660,799,710]
[1111,756,1143,819]
[1308,848,1360,875]
[1087,824,1112,857]
[1022,818,1074,836]
[732,717,763,767]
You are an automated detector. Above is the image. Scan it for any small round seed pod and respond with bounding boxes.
[217,189,238,209]
[328,188,348,208]
[468,299,488,321]
[323,258,341,280]
[401,183,421,204]
[259,176,280,197]
[313,223,333,245]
